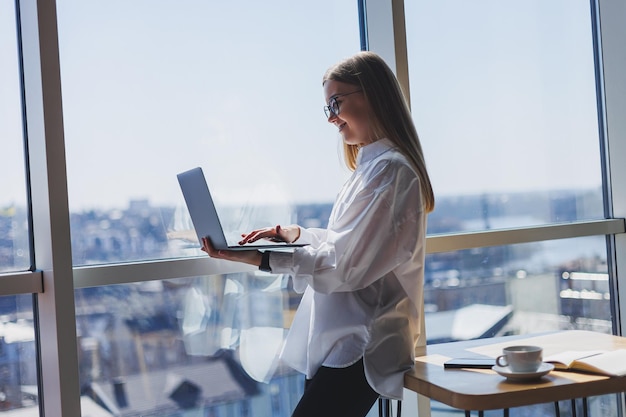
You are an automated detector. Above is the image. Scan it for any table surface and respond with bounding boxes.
[404,330,626,411]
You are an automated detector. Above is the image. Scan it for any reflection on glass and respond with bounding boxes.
[424,236,614,417]
[0,295,39,415]
[72,237,611,416]
[0,0,29,273]
[75,275,303,417]
[424,236,610,344]
[405,0,603,233]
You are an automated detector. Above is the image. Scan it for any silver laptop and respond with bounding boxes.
[177,167,307,251]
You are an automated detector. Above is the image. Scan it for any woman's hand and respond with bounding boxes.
[201,237,263,267]
[238,224,301,245]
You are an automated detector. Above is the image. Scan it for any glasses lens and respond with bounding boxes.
[330,97,339,116]
[323,97,342,118]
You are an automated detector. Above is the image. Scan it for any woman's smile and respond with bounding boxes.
[323,80,372,146]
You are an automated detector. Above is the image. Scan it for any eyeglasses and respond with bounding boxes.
[323,90,362,118]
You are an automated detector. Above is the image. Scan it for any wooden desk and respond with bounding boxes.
[404,330,626,412]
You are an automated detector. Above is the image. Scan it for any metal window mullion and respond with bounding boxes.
[0,271,43,296]
[596,0,626,340]
[595,0,626,410]
[18,0,81,416]
[362,0,410,104]
[70,219,625,287]
[73,257,256,289]
[427,219,625,254]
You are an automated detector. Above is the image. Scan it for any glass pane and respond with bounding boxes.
[74,236,612,417]
[423,235,614,417]
[424,236,610,343]
[0,0,29,273]
[0,295,39,416]
[76,274,304,416]
[405,0,604,234]
[57,1,360,265]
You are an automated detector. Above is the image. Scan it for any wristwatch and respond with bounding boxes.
[259,251,272,272]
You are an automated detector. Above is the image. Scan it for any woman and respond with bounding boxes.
[202,51,434,417]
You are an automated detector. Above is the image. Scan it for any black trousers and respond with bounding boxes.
[291,358,380,417]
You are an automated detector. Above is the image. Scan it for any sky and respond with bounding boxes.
[1,0,602,212]
[1,0,28,210]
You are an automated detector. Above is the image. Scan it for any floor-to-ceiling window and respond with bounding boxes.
[0,0,39,413]
[398,0,624,415]
[1,0,29,273]
[55,1,360,416]
[406,0,608,340]
[2,0,625,416]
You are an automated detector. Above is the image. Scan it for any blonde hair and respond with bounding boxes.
[323,51,435,212]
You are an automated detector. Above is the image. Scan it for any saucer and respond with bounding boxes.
[492,363,554,381]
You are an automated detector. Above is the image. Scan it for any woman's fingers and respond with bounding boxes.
[238,225,298,244]
[238,227,279,245]
[201,237,218,256]
[201,236,262,267]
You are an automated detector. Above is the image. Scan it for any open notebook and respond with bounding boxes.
[176,167,307,251]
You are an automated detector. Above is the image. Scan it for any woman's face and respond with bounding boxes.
[323,80,373,146]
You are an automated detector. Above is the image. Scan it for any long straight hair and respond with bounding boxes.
[323,51,435,212]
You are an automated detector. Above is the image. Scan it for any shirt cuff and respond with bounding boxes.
[295,228,314,244]
[268,251,295,273]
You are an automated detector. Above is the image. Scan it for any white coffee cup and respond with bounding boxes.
[495,345,543,372]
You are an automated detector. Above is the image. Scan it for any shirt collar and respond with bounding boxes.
[356,138,394,166]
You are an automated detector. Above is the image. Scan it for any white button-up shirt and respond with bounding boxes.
[269,138,427,400]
